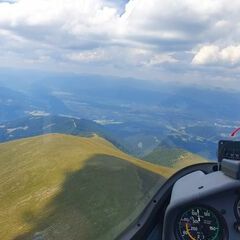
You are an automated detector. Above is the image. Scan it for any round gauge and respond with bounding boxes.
[234,197,240,220]
[176,206,226,240]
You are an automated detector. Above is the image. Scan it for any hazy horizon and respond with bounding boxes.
[0,0,240,89]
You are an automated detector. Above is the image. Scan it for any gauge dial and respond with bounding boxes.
[176,206,224,240]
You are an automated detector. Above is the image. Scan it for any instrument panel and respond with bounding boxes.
[162,170,240,240]
[118,163,240,240]
[119,142,240,240]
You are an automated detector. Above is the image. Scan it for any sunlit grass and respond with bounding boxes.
[0,134,174,240]
[143,146,207,170]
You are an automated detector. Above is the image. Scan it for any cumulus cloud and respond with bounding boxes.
[192,45,240,65]
[0,0,240,88]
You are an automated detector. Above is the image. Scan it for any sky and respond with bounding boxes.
[0,0,240,89]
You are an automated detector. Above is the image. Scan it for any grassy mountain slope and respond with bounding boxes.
[143,146,207,170]
[0,115,131,156]
[0,116,107,142]
[0,134,174,240]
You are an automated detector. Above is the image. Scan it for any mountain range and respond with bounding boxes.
[1,71,239,159]
[0,70,221,240]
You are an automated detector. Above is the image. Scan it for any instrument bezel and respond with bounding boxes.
[174,204,228,240]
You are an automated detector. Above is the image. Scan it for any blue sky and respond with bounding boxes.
[0,0,240,89]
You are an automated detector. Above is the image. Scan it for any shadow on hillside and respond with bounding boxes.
[14,154,165,240]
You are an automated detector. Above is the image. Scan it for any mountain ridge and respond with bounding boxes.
[143,145,207,170]
[0,133,174,240]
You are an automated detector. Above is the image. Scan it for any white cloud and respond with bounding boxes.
[192,45,220,65]
[66,49,108,63]
[192,45,240,65]
[146,54,178,66]
[0,0,240,88]
[0,0,238,55]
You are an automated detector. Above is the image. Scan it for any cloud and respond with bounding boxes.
[192,45,240,65]
[148,54,178,65]
[66,49,108,63]
[0,0,223,52]
[0,0,235,53]
[0,0,240,88]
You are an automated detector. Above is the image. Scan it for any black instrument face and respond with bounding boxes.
[176,206,225,240]
[218,140,240,162]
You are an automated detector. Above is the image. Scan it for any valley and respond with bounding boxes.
[1,72,239,159]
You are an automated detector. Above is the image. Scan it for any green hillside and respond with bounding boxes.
[0,134,174,240]
[143,146,207,170]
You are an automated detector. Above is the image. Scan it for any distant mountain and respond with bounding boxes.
[0,114,233,159]
[0,87,34,122]
[1,70,240,122]
[1,71,239,160]
[0,86,72,122]
[0,115,133,156]
[162,136,216,160]
[0,134,173,240]
[143,145,207,170]
[104,121,233,160]
[0,115,107,141]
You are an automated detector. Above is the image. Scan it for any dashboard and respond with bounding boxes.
[118,163,240,240]
[162,170,240,240]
